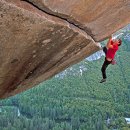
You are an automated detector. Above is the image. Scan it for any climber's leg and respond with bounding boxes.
[100,58,112,83]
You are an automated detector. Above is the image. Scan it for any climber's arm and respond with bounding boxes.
[106,35,113,49]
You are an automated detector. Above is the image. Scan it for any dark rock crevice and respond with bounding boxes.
[21,0,94,41]
[24,0,130,41]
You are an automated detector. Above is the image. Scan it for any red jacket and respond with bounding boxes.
[106,39,119,59]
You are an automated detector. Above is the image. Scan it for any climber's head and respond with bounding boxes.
[113,38,122,46]
[117,39,122,46]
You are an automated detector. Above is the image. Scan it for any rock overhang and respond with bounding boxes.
[0,0,100,98]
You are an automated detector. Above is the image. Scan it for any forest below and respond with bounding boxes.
[0,30,130,130]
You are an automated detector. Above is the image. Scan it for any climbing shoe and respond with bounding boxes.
[100,78,106,83]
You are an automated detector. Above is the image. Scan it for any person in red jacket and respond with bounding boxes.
[100,35,122,83]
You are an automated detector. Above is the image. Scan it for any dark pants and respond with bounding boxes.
[101,47,112,79]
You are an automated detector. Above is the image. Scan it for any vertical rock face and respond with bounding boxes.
[26,0,130,41]
[0,0,100,98]
[0,0,130,98]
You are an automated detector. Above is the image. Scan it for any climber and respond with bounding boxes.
[100,35,122,83]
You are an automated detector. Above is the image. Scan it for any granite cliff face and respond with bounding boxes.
[0,0,130,98]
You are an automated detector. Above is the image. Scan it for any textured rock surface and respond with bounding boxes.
[27,0,130,41]
[0,0,100,98]
[0,0,130,98]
